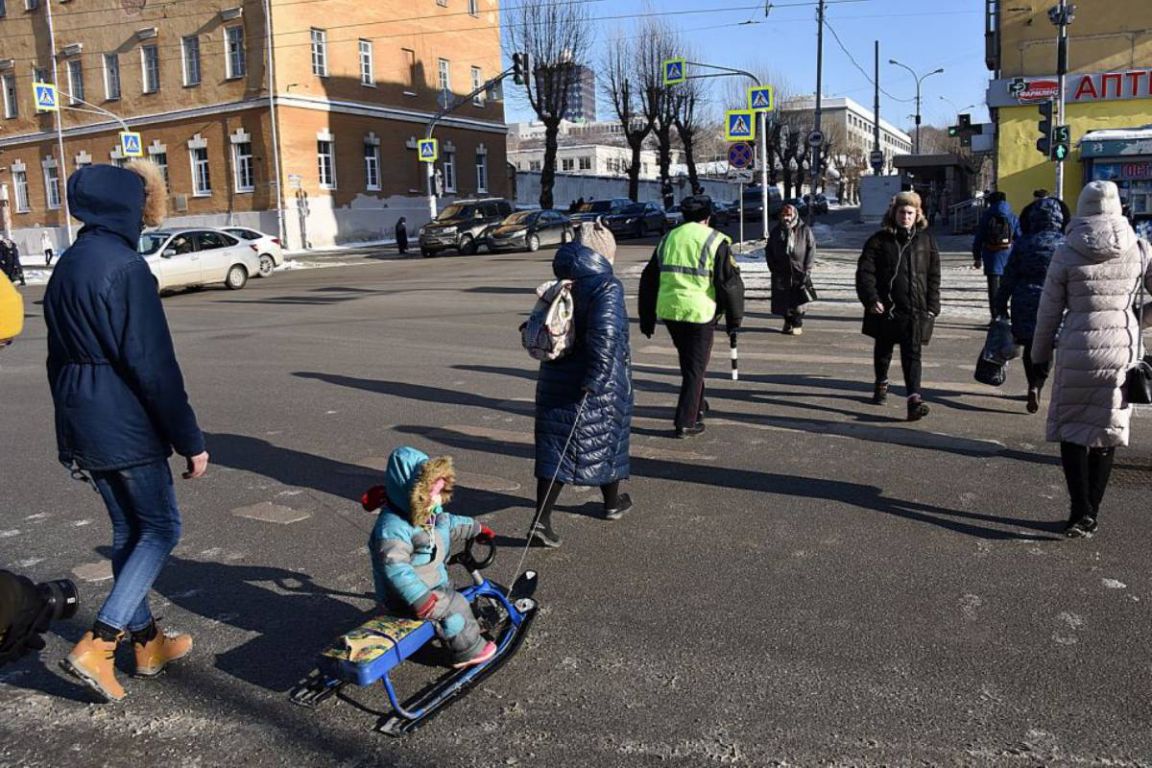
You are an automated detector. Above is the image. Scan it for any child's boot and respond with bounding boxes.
[133,621,192,677]
[61,625,126,702]
[452,640,497,669]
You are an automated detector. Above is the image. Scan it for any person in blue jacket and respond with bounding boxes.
[362,447,496,668]
[45,162,208,702]
[972,191,1023,321]
[994,196,1066,414]
[531,221,634,548]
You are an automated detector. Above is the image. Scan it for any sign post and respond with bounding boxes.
[662,58,686,86]
[119,131,143,158]
[724,110,756,143]
[33,83,59,112]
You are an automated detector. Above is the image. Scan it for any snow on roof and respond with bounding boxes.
[1081,125,1152,141]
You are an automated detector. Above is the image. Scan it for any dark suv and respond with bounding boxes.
[419,198,514,256]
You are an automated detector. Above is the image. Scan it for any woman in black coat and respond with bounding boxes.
[765,203,816,334]
[395,217,408,255]
[531,223,633,547]
[855,191,941,421]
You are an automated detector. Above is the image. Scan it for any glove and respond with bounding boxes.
[413,592,438,620]
[726,324,742,337]
[360,485,386,512]
[474,524,495,545]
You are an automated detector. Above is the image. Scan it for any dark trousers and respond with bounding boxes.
[1020,341,1049,392]
[665,319,715,429]
[874,335,922,398]
[1060,442,1116,522]
[536,478,620,528]
[986,275,1001,319]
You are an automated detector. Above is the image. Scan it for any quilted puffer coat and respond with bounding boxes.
[994,197,1066,342]
[1032,215,1152,447]
[534,243,632,486]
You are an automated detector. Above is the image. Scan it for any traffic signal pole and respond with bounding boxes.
[1053,0,1070,201]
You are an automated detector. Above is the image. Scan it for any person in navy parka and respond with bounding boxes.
[531,221,634,548]
[994,196,1066,414]
[972,191,1023,321]
[45,162,208,702]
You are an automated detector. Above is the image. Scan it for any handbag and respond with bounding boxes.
[1125,240,1151,404]
[793,277,818,306]
[975,353,1008,387]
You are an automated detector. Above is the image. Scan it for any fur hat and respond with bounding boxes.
[892,190,923,212]
[576,218,617,264]
[1076,180,1123,218]
[125,159,168,227]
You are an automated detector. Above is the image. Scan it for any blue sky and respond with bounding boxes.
[504,0,991,132]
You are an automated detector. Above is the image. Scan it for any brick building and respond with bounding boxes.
[0,0,507,252]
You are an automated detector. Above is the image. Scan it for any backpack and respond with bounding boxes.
[983,213,1014,251]
[520,279,575,361]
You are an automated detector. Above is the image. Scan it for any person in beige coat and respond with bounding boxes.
[1031,180,1152,538]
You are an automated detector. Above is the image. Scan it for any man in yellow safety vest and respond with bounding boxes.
[639,195,745,438]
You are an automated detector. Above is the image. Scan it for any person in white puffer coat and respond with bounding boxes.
[1031,180,1152,539]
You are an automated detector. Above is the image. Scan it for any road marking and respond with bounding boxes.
[73,561,113,582]
[231,501,312,525]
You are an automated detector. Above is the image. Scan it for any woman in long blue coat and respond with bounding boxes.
[531,223,633,548]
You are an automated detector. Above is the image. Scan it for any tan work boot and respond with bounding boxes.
[61,631,126,702]
[134,629,192,677]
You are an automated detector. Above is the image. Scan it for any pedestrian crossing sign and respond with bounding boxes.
[747,86,774,112]
[418,138,439,163]
[119,131,143,158]
[725,110,756,142]
[33,83,58,112]
[662,58,686,86]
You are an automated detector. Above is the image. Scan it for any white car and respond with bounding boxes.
[138,229,261,292]
[222,227,283,277]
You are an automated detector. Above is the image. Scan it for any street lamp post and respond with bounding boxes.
[889,59,944,155]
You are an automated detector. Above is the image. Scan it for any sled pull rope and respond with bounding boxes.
[506,392,589,598]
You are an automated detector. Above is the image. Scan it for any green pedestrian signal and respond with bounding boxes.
[1051,124,1071,161]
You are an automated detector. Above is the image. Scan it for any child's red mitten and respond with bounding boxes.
[475,524,495,544]
[361,485,387,511]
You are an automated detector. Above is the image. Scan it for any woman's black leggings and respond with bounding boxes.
[1060,442,1116,521]
[1020,341,1050,391]
[536,478,620,526]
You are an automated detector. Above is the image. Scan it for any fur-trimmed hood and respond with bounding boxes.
[383,446,456,527]
[67,161,167,248]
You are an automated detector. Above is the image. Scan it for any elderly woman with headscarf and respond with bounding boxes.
[765,203,816,335]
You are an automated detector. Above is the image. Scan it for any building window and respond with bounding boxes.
[402,48,417,92]
[141,45,159,93]
[561,157,574,172]
[2,74,16,118]
[66,59,83,104]
[364,142,380,190]
[0,0,6,17]
[475,152,487,193]
[471,66,484,106]
[25,0,36,8]
[44,162,61,209]
[152,151,169,187]
[225,26,245,79]
[442,151,456,193]
[32,66,48,85]
[13,170,29,212]
[317,139,336,188]
[182,36,201,86]
[358,39,374,86]
[310,28,328,77]
[103,53,121,99]
[468,0,478,15]
[529,160,541,172]
[578,156,591,171]
[438,58,450,92]
[233,141,254,192]
[190,147,211,195]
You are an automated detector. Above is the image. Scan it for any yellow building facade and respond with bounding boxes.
[987,1,1152,217]
[0,0,507,251]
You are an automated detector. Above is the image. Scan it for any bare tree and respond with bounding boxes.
[672,61,707,195]
[602,25,660,202]
[646,19,680,208]
[505,0,592,210]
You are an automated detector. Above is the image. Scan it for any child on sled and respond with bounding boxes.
[361,446,496,669]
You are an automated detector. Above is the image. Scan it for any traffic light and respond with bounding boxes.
[1052,124,1071,161]
[1036,100,1054,157]
[512,53,531,86]
[959,113,972,129]
[948,125,959,138]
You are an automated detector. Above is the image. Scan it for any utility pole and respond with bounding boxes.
[872,40,882,175]
[810,0,825,224]
[44,0,73,245]
[1049,0,1075,201]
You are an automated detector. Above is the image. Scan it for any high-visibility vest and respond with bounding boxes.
[655,222,729,324]
[0,275,22,346]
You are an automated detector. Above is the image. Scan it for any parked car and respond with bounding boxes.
[222,227,283,277]
[137,228,261,292]
[570,198,633,224]
[483,209,573,253]
[742,186,784,220]
[784,197,811,219]
[664,205,685,229]
[604,201,667,238]
[803,193,830,215]
[710,201,733,228]
[419,198,514,256]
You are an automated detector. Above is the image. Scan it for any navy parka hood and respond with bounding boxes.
[553,242,613,282]
[68,164,148,248]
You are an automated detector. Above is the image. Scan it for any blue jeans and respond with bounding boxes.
[90,460,182,633]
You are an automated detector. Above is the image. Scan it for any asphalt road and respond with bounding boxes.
[1,233,1150,767]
